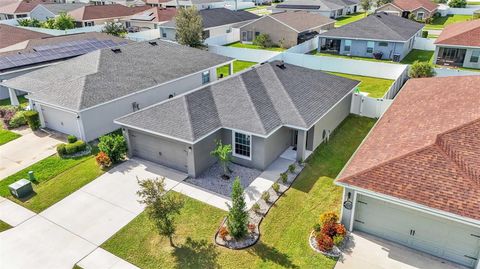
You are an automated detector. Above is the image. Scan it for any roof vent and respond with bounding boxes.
[111,48,122,53]
[148,41,158,46]
[276,61,286,70]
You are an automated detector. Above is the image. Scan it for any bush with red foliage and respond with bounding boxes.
[320,222,337,238]
[95,151,112,168]
[219,226,229,240]
[316,233,334,252]
[335,223,347,237]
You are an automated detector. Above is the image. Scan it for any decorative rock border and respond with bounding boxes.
[308,230,342,258]
[214,161,305,249]
[62,144,93,159]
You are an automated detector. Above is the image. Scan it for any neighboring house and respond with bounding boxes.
[89,0,146,6]
[1,40,232,141]
[0,0,55,20]
[67,4,150,27]
[159,8,258,40]
[115,61,359,177]
[143,0,170,7]
[376,0,438,21]
[162,0,226,10]
[335,75,480,269]
[239,11,335,48]
[318,13,424,61]
[0,24,51,50]
[434,19,480,70]
[0,32,128,101]
[122,7,176,31]
[29,3,86,21]
[274,0,358,19]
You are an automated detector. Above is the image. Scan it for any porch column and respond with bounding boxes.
[28,98,34,110]
[186,145,196,178]
[296,129,307,162]
[122,128,133,158]
[229,61,234,75]
[8,88,19,106]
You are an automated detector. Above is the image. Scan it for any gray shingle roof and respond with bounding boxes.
[40,3,86,15]
[161,8,259,29]
[2,40,232,110]
[116,61,359,142]
[277,0,357,11]
[319,13,424,41]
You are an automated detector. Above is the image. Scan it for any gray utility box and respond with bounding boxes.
[9,179,33,198]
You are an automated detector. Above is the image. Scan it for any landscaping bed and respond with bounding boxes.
[101,115,376,269]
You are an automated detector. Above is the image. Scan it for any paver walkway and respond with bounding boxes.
[0,128,64,179]
[335,232,468,269]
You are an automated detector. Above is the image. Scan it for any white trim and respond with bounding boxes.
[232,130,252,161]
[319,35,414,43]
[335,182,480,228]
[434,44,480,49]
[349,191,357,232]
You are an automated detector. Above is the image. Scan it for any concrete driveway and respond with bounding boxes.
[0,128,64,179]
[0,159,187,269]
[335,232,467,269]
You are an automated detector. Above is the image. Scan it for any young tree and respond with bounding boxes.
[98,133,128,163]
[408,61,436,78]
[175,7,204,48]
[448,0,467,7]
[210,140,232,179]
[360,0,372,16]
[54,12,75,30]
[227,177,248,239]
[137,177,184,247]
[102,21,127,37]
[253,33,272,48]
[42,18,56,29]
[376,0,392,7]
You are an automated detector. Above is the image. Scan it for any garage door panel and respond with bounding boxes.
[41,105,80,137]
[354,194,480,268]
[130,131,187,173]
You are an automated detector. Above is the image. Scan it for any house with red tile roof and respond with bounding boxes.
[0,23,51,50]
[335,75,480,269]
[67,4,150,27]
[434,19,480,69]
[0,0,55,20]
[376,0,438,20]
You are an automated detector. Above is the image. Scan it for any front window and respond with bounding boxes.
[202,71,210,84]
[344,40,352,52]
[233,132,251,159]
[366,41,374,53]
[378,42,388,47]
[470,50,480,63]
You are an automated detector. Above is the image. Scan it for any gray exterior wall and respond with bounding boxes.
[79,66,220,141]
[190,129,222,177]
[159,27,176,41]
[338,38,408,60]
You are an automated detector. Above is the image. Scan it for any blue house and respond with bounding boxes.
[318,13,424,61]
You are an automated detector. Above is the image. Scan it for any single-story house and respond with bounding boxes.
[434,19,480,70]
[376,0,438,21]
[115,61,360,177]
[336,75,480,269]
[29,3,86,21]
[274,0,359,19]
[89,0,146,6]
[0,0,55,20]
[67,4,150,27]
[122,7,176,31]
[143,0,170,8]
[0,32,129,101]
[159,8,258,40]
[1,40,233,141]
[0,24,51,50]
[239,11,335,48]
[318,13,424,61]
[162,0,226,10]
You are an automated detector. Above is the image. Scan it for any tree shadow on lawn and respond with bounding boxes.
[248,241,299,268]
[173,237,221,269]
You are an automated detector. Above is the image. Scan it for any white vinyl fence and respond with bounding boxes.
[126,29,160,42]
[434,67,480,77]
[413,37,436,51]
[350,95,394,118]
[285,37,318,54]
[448,7,479,15]
[205,29,240,46]
[208,45,282,62]
[17,25,103,36]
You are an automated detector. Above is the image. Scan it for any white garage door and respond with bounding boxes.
[354,194,480,268]
[41,105,81,138]
[129,130,188,173]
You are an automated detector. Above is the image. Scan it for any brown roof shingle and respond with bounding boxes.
[270,11,335,32]
[336,76,480,221]
[0,24,51,49]
[435,19,480,47]
[391,0,438,12]
[0,0,55,14]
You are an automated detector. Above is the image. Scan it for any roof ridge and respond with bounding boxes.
[372,14,405,41]
[436,24,480,45]
[432,142,478,185]
[182,95,196,141]
[237,72,268,134]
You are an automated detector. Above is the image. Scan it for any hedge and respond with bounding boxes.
[57,140,87,157]
[24,110,40,131]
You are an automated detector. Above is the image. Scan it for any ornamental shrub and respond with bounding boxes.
[253,33,273,48]
[288,163,296,173]
[335,223,347,236]
[227,177,248,239]
[280,172,288,183]
[219,226,229,240]
[319,211,339,225]
[321,222,337,238]
[448,0,466,8]
[313,223,322,232]
[8,111,27,128]
[261,191,270,203]
[56,144,66,157]
[96,151,112,168]
[24,110,40,130]
[2,110,16,128]
[316,233,334,252]
[422,30,428,38]
[409,61,435,78]
[0,105,16,118]
[272,182,280,193]
[64,140,86,155]
[98,134,127,163]
[252,202,261,213]
[67,135,77,143]
[333,234,345,247]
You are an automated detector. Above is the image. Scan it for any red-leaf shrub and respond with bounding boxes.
[319,211,339,225]
[219,226,229,240]
[335,223,347,237]
[321,222,337,238]
[95,151,112,168]
[316,233,334,252]
[248,223,256,233]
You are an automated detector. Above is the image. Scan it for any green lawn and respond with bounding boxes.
[335,12,367,27]
[225,42,286,52]
[400,49,434,64]
[244,5,271,11]
[102,115,376,269]
[0,220,12,232]
[0,95,29,107]
[312,51,392,63]
[424,15,475,30]
[467,1,480,4]
[217,60,257,78]
[1,148,102,213]
[327,72,394,98]
[0,128,21,146]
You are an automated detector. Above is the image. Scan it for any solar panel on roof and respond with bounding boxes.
[0,38,128,72]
